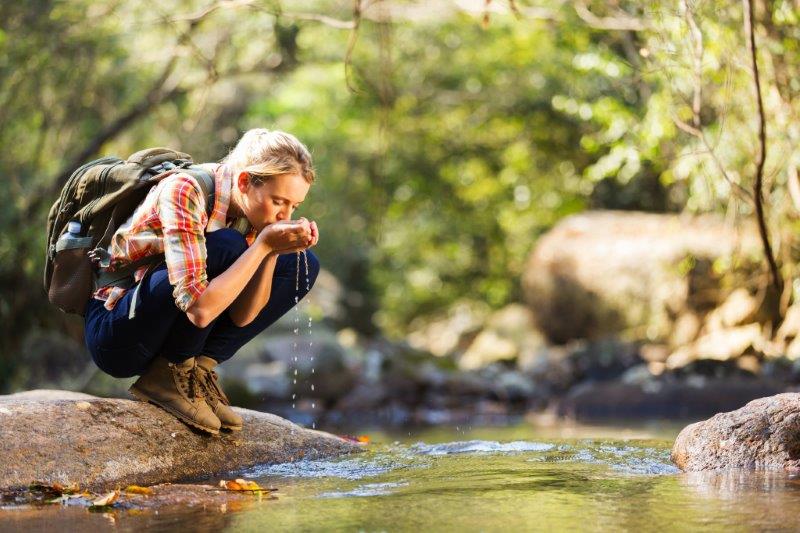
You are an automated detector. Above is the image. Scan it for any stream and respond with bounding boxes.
[3,421,800,532]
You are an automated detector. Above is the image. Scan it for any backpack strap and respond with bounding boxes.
[184,165,216,217]
[93,165,217,293]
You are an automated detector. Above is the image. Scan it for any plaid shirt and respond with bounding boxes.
[93,163,257,312]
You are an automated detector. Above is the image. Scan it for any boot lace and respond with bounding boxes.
[173,364,203,399]
[199,367,229,406]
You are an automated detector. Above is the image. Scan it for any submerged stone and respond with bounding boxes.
[0,390,360,491]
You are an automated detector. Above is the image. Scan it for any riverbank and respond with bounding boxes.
[4,422,800,531]
[0,390,360,493]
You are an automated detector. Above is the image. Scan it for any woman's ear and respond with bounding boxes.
[237,171,250,193]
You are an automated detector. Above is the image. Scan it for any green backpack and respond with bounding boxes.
[44,147,215,316]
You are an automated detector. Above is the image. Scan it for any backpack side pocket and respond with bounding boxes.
[48,236,94,316]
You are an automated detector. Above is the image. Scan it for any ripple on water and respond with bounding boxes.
[318,481,409,498]
[248,440,678,482]
[529,442,679,476]
[410,440,555,456]
[245,456,407,480]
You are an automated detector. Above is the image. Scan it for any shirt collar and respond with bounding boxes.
[207,163,257,245]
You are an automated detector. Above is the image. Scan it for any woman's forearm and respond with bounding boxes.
[227,252,279,327]
[185,242,271,328]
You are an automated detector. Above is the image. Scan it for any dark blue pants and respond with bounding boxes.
[84,228,319,378]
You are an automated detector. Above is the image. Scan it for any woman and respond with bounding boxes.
[84,129,320,435]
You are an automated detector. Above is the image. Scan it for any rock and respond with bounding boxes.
[568,338,642,382]
[218,324,357,402]
[241,361,292,400]
[774,304,800,360]
[518,344,575,392]
[704,288,759,330]
[406,300,490,357]
[459,330,517,369]
[458,304,546,370]
[0,483,267,528]
[665,324,763,370]
[10,331,95,391]
[0,391,359,491]
[303,268,346,322]
[489,370,537,402]
[670,312,702,347]
[522,211,761,344]
[3,389,97,401]
[556,378,786,420]
[671,393,800,471]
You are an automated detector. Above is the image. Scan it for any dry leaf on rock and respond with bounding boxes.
[217,479,275,492]
[124,485,153,496]
[90,490,120,507]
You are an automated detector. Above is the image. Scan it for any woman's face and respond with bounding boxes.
[237,171,311,231]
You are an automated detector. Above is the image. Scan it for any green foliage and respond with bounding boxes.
[3,0,800,388]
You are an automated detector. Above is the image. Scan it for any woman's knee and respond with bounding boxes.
[205,228,249,276]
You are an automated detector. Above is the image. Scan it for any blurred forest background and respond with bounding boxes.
[3,0,800,425]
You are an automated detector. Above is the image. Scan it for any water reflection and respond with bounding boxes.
[682,469,800,499]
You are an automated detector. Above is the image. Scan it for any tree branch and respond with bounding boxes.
[743,0,784,310]
[573,1,647,31]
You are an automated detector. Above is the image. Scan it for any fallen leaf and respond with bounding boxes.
[29,482,80,495]
[90,490,119,507]
[338,434,371,445]
[216,479,276,493]
[220,479,242,491]
[234,479,262,491]
[124,485,153,496]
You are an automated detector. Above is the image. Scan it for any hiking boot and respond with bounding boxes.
[129,356,221,435]
[196,356,243,431]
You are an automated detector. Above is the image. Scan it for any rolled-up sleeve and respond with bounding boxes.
[157,175,210,312]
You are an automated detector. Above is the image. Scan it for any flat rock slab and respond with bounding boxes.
[671,393,800,471]
[0,390,359,491]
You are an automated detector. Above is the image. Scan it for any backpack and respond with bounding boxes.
[44,147,215,316]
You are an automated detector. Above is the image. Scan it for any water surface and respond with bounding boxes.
[3,422,800,532]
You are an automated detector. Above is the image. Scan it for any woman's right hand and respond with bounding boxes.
[256,218,313,255]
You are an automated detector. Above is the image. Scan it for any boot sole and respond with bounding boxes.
[221,423,243,431]
[129,386,220,435]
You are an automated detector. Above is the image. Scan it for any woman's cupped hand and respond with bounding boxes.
[257,217,319,255]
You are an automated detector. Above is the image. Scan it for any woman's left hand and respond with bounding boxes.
[309,220,319,247]
[272,218,318,255]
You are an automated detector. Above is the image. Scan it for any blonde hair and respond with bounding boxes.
[222,128,315,184]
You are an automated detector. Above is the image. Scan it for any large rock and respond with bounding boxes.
[522,211,761,344]
[0,390,359,491]
[671,393,800,471]
[458,304,546,370]
[558,378,785,420]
